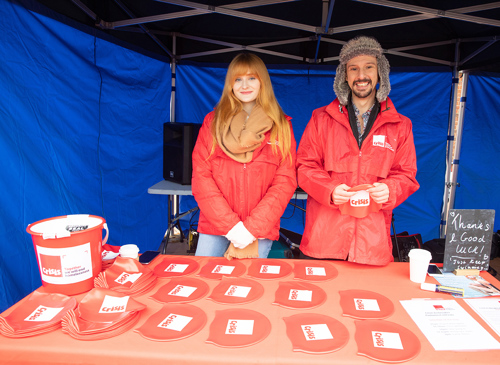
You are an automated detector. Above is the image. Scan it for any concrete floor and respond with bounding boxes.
[164,236,193,256]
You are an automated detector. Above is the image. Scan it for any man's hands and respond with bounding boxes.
[331,182,389,205]
[331,184,356,205]
[366,182,389,204]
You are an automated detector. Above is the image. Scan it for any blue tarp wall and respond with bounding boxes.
[1,0,499,312]
[0,0,171,312]
[455,73,500,213]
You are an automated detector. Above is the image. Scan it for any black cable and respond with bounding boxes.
[281,191,298,219]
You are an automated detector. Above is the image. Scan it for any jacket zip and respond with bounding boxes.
[243,163,249,217]
[352,150,362,263]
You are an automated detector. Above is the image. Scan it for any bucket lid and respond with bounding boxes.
[27,214,105,239]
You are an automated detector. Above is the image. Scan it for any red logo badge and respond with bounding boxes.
[39,254,62,277]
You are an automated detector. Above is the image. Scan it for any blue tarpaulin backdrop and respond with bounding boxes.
[0,0,171,312]
[1,0,499,312]
[455,73,500,212]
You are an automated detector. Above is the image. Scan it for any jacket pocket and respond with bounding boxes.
[363,147,395,179]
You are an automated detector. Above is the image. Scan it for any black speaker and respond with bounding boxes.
[163,122,201,185]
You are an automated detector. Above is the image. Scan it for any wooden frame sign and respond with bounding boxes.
[443,209,495,272]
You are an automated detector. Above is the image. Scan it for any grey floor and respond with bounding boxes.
[164,235,192,255]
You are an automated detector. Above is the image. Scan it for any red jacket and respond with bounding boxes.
[192,111,297,240]
[297,98,419,265]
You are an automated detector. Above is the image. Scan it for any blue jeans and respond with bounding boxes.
[195,233,273,258]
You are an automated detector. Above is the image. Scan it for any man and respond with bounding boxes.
[296,36,419,265]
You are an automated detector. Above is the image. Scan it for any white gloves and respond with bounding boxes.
[225,221,256,249]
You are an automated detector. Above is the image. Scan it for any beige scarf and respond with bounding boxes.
[217,106,273,163]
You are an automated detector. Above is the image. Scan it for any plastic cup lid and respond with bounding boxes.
[408,249,432,260]
[119,244,140,257]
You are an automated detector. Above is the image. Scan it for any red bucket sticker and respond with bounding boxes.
[39,254,63,278]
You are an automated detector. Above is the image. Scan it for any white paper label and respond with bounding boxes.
[259,265,281,274]
[289,289,313,302]
[165,264,189,273]
[372,331,404,349]
[35,242,93,284]
[354,298,381,311]
[373,135,386,147]
[305,267,326,276]
[225,285,251,298]
[211,265,235,274]
[168,285,197,297]
[225,319,254,335]
[24,305,64,322]
[158,313,192,331]
[301,324,333,341]
[99,295,129,313]
[114,272,142,285]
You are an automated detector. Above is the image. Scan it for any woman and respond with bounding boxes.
[192,53,297,259]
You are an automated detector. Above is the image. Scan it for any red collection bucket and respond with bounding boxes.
[26,214,109,296]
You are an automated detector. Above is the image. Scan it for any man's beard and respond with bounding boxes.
[352,80,375,99]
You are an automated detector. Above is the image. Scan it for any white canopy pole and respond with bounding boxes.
[448,72,469,213]
[440,42,460,238]
[440,69,469,237]
[169,35,178,238]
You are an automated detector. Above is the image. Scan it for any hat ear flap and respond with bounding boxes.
[333,64,350,106]
[376,54,391,102]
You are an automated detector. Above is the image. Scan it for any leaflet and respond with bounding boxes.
[400,299,500,351]
[465,298,500,337]
[434,273,500,298]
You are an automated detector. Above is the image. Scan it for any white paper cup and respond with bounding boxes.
[119,244,140,260]
[408,249,432,283]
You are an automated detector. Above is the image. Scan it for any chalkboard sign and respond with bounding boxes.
[443,209,496,272]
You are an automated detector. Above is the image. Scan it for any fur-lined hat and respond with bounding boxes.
[333,36,391,105]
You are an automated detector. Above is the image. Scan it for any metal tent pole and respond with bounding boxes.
[448,72,469,214]
[162,35,178,251]
[440,70,469,237]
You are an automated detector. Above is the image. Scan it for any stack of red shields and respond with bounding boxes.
[198,258,246,280]
[354,319,421,363]
[273,281,327,310]
[101,243,121,270]
[135,303,207,342]
[339,290,395,320]
[206,309,271,348]
[150,277,210,304]
[283,313,349,354]
[94,257,157,296]
[61,288,146,340]
[292,261,338,282]
[207,277,264,305]
[0,291,77,338]
[246,259,293,280]
[153,257,200,278]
